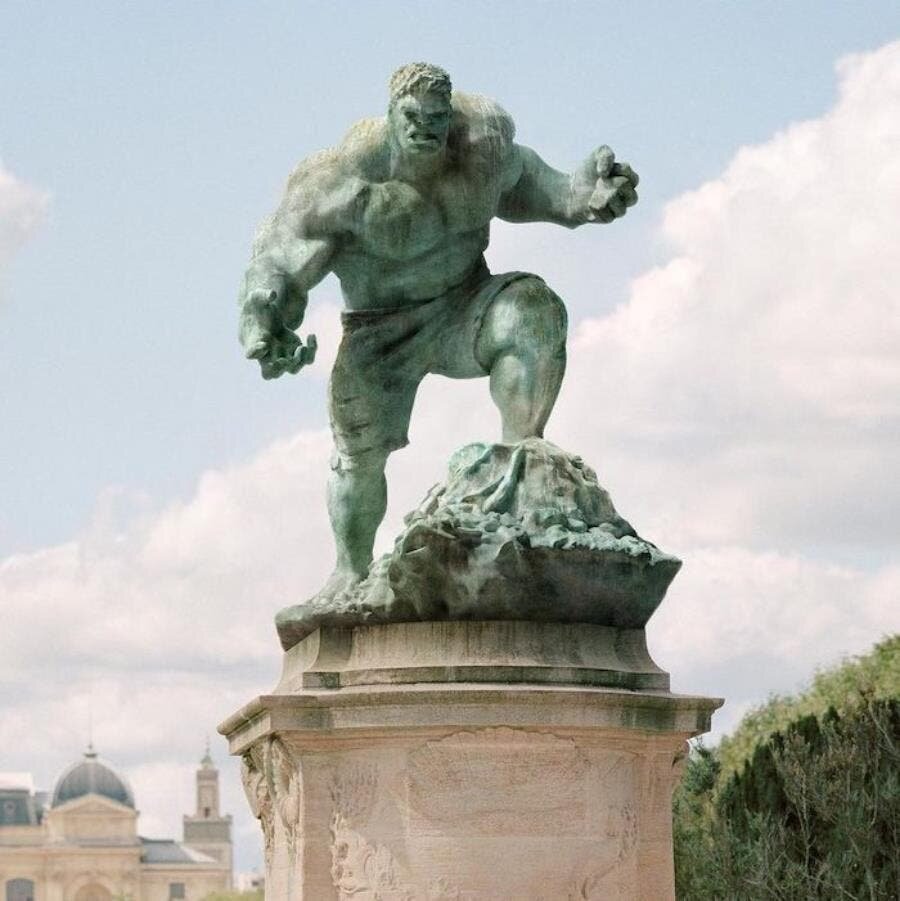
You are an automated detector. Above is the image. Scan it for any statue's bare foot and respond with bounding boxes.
[274,567,368,651]
[317,567,367,601]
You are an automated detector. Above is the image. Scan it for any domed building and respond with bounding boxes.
[51,751,136,811]
[0,747,231,901]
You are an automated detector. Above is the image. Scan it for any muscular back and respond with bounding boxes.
[284,92,518,307]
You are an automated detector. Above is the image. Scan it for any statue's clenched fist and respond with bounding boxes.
[572,145,639,224]
[239,287,317,380]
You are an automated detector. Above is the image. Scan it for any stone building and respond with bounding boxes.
[0,747,231,901]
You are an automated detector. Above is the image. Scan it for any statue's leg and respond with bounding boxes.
[325,306,421,592]
[475,276,568,441]
[325,447,390,590]
[275,445,392,647]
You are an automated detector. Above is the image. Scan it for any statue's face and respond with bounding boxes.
[388,90,452,155]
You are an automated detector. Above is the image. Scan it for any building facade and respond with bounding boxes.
[0,747,231,901]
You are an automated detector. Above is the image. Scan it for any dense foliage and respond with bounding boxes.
[717,634,900,782]
[674,635,900,900]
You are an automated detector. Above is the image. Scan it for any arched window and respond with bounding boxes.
[6,880,35,901]
[73,885,112,901]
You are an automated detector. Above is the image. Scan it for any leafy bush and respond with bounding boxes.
[674,635,900,900]
[717,634,900,782]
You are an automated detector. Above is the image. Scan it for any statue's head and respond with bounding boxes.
[387,62,452,156]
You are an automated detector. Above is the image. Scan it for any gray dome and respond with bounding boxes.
[51,746,135,809]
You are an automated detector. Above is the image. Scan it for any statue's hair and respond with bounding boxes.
[388,62,452,106]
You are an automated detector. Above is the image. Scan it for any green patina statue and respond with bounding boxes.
[238,63,657,649]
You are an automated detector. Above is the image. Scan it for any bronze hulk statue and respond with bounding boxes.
[238,62,638,602]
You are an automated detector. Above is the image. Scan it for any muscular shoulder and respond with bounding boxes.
[279,119,386,235]
[289,118,386,186]
[448,91,516,172]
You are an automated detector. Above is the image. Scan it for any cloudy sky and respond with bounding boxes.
[2,0,899,874]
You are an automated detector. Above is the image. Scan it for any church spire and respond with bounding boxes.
[194,743,219,817]
[183,739,233,883]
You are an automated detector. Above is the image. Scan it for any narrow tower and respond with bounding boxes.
[182,744,232,887]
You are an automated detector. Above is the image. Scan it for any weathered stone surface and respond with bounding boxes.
[219,659,722,901]
[275,620,669,694]
[276,621,671,692]
[276,439,680,649]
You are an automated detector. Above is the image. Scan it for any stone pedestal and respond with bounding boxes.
[220,621,720,900]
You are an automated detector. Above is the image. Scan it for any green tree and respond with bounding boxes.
[717,634,900,782]
[674,634,900,900]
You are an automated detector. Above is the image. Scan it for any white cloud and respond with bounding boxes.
[651,550,900,734]
[552,41,900,733]
[0,431,335,686]
[0,161,49,265]
[554,40,900,556]
[3,41,900,872]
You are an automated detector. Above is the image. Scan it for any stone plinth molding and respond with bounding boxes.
[220,622,720,900]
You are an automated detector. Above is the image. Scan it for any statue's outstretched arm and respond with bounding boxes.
[238,200,336,380]
[498,144,639,228]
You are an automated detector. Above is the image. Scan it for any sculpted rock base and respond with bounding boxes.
[232,441,716,899]
[220,623,721,900]
[276,439,681,650]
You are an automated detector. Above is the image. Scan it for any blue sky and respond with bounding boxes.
[4,0,900,554]
[2,0,900,876]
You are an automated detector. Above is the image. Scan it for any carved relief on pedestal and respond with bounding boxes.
[241,736,302,866]
[329,762,377,827]
[570,873,606,901]
[327,762,414,900]
[407,727,591,837]
[426,876,463,901]
[240,744,274,867]
[569,799,639,898]
[269,737,302,856]
[328,819,415,901]
[405,728,641,898]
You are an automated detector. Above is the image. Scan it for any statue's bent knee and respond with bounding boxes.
[329,447,390,475]
[504,278,568,350]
